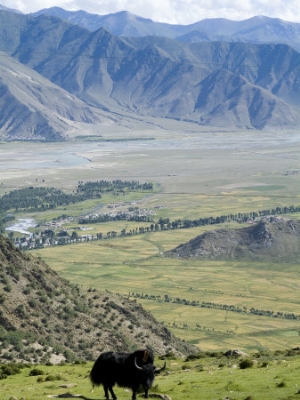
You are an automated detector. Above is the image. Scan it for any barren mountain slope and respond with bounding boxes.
[0,54,114,140]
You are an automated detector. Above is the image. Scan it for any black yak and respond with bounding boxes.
[90,349,166,400]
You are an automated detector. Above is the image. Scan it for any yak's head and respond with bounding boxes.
[134,358,166,388]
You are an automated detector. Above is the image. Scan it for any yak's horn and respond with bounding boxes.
[134,358,144,370]
[155,361,166,373]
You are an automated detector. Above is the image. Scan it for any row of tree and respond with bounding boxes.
[74,204,300,229]
[130,293,300,321]
[156,205,300,229]
[15,202,300,250]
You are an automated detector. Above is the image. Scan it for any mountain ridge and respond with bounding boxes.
[0,53,114,140]
[1,7,300,138]
[30,7,300,52]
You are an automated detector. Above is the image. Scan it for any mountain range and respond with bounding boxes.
[1,6,300,140]
[32,7,300,51]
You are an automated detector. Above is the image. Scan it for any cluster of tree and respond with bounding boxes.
[78,213,153,224]
[0,187,86,212]
[77,180,153,197]
[130,293,300,321]
[0,180,153,213]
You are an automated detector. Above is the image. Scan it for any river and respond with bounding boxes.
[5,218,38,236]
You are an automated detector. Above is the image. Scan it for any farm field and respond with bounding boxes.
[32,231,300,352]
[2,125,300,352]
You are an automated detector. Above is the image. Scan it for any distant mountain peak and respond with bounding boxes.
[0,3,21,13]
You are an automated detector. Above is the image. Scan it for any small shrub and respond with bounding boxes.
[260,361,269,368]
[195,364,204,372]
[161,351,176,360]
[46,374,64,381]
[29,368,44,376]
[0,293,5,304]
[45,375,56,381]
[1,365,21,376]
[185,352,205,361]
[239,359,254,369]
[276,381,286,388]
[28,299,37,308]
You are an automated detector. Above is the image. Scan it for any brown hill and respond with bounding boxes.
[0,235,194,364]
[165,218,300,260]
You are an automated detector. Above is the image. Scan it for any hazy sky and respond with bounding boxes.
[2,0,300,25]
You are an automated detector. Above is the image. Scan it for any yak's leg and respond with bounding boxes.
[108,385,117,400]
[141,384,149,398]
[103,385,117,400]
[143,386,149,398]
[103,385,110,400]
[131,387,137,400]
[103,382,117,400]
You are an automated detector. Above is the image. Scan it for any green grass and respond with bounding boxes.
[3,351,300,400]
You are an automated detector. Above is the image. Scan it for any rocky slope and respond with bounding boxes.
[166,218,300,261]
[0,235,194,364]
[0,53,114,140]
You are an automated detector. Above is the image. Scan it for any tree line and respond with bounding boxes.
[71,204,300,230]
[77,204,300,230]
[130,292,300,321]
[12,201,300,250]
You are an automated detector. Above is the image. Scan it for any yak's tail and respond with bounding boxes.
[89,369,101,386]
[89,360,104,387]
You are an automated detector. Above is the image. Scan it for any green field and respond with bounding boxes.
[32,229,300,352]
[3,127,300,353]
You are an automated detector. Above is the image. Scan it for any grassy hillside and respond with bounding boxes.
[2,349,300,399]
